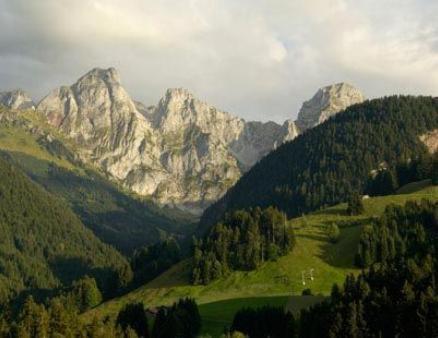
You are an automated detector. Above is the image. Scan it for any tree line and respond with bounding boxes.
[355,199,436,268]
[226,199,438,337]
[191,207,295,284]
[366,152,438,196]
[0,295,201,338]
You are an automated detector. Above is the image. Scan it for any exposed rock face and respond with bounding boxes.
[0,89,35,110]
[36,68,363,213]
[420,129,438,153]
[296,83,365,131]
[36,68,298,213]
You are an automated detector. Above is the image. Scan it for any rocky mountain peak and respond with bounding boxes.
[296,82,365,131]
[32,68,364,213]
[0,89,35,110]
[164,88,194,101]
[76,67,121,85]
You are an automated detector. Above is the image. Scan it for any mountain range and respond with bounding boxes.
[0,68,365,213]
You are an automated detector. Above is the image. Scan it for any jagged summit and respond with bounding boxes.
[76,67,121,84]
[296,82,365,131]
[0,89,35,110]
[30,67,364,212]
[164,87,194,99]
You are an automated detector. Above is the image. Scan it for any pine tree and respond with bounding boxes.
[116,303,149,338]
[347,193,364,215]
[327,223,340,243]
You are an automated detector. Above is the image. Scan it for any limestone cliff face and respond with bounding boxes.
[36,68,363,213]
[0,89,35,110]
[296,83,365,131]
[420,129,438,154]
[36,68,298,212]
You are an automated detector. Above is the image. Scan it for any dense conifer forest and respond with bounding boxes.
[0,158,131,306]
[191,207,295,284]
[200,96,438,231]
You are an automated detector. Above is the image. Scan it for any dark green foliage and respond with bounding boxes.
[152,298,201,338]
[346,193,364,215]
[432,152,438,185]
[69,276,103,312]
[302,288,313,296]
[355,199,436,268]
[116,302,149,338]
[192,207,295,284]
[367,169,398,196]
[41,163,194,254]
[230,306,295,338]
[131,238,181,287]
[1,153,194,254]
[0,158,131,305]
[300,200,438,338]
[0,295,132,337]
[201,96,438,231]
[326,223,340,243]
[14,296,49,337]
[369,152,438,196]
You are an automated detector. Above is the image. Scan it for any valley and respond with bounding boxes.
[0,67,437,338]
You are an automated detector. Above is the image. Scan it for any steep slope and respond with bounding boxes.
[35,69,362,212]
[35,70,298,212]
[86,184,437,323]
[201,96,438,229]
[0,157,130,304]
[0,106,195,254]
[0,89,35,110]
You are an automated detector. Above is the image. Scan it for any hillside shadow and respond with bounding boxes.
[316,219,371,269]
[0,149,196,254]
[49,256,117,295]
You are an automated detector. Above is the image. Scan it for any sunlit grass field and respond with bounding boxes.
[86,184,437,336]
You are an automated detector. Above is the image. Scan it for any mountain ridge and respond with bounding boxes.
[200,95,438,229]
[2,68,365,213]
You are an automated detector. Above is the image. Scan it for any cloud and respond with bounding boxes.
[0,0,437,122]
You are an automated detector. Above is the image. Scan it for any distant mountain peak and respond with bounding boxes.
[0,89,35,110]
[296,82,365,131]
[165,87,194,99]
[77,67,121,84]
[32,68,365,213]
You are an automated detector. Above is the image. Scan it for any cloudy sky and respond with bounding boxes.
[0,0,437,122]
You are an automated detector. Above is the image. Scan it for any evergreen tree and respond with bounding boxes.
[116,303,149,338]
[347,193,364,215]
[70,276,103,312]
[327,223,340,243]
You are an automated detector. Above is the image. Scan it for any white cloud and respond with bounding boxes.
[0,0,437,122]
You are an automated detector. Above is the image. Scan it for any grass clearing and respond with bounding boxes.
[0,125,74,172]
[86,184,437,334]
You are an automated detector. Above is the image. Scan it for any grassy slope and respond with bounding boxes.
[86,185,438,328]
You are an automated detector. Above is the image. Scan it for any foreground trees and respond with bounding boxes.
[231,306,295,338]
[355,199,436,268]
[192,207,295,284]
[300,199,438,338]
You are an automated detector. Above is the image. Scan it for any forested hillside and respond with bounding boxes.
[201,96,438,231]
[0,107,195,253]
[0,158,130,304]
[299,200,438,338]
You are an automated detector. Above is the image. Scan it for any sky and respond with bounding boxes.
[0,0,437,122]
